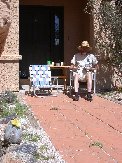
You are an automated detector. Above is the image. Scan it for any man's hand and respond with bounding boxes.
[84,67,96,72]
[86,63,98,71]
[70,64,78,70]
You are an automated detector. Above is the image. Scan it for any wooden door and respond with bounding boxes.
[19,5,64,78]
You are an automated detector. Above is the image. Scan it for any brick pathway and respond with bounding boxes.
[24,93,122,163]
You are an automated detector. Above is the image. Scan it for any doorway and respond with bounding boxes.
[19,5,64,78]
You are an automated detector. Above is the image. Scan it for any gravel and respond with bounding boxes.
[0,92,66,163]
[0,90,121,163]
[98,91,122,105]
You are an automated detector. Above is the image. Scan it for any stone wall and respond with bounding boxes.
[0,0,21,92]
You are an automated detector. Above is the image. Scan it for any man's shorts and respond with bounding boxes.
[73,72,86,81]
[73,69,92,81]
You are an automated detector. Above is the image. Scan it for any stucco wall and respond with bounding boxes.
[93,0,116,90]
[0,0,115,92]
[0,0,10,56]
[0,0,21,92]
[0,61,19,91]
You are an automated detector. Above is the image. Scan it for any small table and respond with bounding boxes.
[50,66,70,91]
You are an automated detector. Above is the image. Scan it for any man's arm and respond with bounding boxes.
[85,63,99,72]
[70,54,78,70]
[90,55,99,71]
[91,63,99,71]
[70,64,74,69]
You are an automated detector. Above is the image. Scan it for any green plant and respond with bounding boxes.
[0,103,10,118]
[34,152,50,161]
[39,154,50,161]
[89,141,103,148]
[22,133,40,142]
[117,87,122,93]
[50,107,59,110]
[34,152,40,160]
[34,145,55,161]
[14,102,27,117]
[0,91,17,103]
[0,103,27,118]
[39,145,48,152]
[0,91,28,118]
[84,0,122,77]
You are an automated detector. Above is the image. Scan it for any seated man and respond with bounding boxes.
[70,41,98,101]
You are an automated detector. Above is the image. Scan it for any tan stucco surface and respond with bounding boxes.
[0,0,118,92]
[0,0,21,92]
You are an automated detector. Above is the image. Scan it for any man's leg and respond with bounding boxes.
[87,72,92,92]
[86,72,92,100]
[73,73,79,101]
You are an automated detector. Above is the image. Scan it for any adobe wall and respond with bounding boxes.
[0,0,21,92]
[1,0,114,92]
[0,0,91,92]
[93,0,116,91]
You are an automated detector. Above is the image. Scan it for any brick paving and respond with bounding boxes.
[24,93,122,163]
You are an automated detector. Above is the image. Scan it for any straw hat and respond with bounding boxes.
[77,41,92,51]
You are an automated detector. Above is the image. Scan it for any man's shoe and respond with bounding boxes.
[87,92,92,102]
[73,92,79,101]
[73,96,79,101]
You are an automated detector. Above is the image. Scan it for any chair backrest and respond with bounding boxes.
[29,65,51,87]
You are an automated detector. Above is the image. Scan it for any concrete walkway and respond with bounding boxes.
[24,93,122,163]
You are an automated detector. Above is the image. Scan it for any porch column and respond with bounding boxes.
[0,0,22,92]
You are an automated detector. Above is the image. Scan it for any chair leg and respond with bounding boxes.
[48,89,52,94]
[94,81,96,94]
[93,78,96,94]
[69,85,72,95]
[69,72,72,95]
[93,70,96,94]
[32,86,37,97]
[56,77,59,93]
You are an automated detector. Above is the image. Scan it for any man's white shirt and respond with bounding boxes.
[71,52,98,80]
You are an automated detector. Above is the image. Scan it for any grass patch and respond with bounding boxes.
[34,152,54,161]
[39,145,48,152]
[50,107,59,110]
[14,102,27,117]
[34,145,55,161]
[0,91,28,118]
[0,102,27,118]
[0,91,17,104]
[89,141,103,148]
[22,133,40,142]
